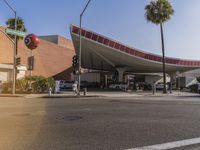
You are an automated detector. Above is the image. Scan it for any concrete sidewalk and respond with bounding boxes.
[44,91,200,98]
[0,90,198,99]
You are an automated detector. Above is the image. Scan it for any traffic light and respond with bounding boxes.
[72,55,78,68]
[16,57,21,66]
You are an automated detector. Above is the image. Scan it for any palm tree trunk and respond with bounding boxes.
[160,22,167,93]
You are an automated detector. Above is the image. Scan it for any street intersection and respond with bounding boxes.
[0,93,200,150]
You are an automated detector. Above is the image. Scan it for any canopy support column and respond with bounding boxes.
[169,72,176,94]
[116,68,126,83]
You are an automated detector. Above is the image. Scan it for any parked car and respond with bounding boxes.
[156,82,169,90]
[109,83,121,89]
[188,83,200,93]
[60,81,74,89]
[80,81,89,88]
[143,83,152,90]
[80,81,100,89]
[109,83,128,90]
[59,80,65,89]
[85,82,100,88]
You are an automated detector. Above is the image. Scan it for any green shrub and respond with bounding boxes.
[2,82,12,93]
[29,76,55,93]
[2,76,55,94]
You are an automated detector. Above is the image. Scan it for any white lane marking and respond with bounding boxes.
[125,137,200,150]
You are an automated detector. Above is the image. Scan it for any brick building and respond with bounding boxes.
[0,26,75,82]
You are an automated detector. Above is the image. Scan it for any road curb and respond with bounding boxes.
[41,95,102,98]
[0,94,23,97]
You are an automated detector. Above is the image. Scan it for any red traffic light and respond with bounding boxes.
[24,34,40,50]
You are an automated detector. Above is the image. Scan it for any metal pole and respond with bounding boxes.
[78,15,82,96]
[169,74,173,94]
[78,0,92,96]
[3,0,17,94]
[29,50,33,90]
[12,11,17,94]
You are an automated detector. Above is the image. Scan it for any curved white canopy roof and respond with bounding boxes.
[71,25,200,74]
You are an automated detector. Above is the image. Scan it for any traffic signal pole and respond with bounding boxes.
[3,0,17,94]
[29,50,33,90]
[13,11,17,94]
[78,0,92,96]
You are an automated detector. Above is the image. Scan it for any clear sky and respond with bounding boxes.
[1,0,200,59]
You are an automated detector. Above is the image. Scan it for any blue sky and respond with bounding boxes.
[1,0,200,59]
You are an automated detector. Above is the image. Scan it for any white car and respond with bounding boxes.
[109,83,128,90]
[59,80,74,89]
[156,82,169,90]
[109,84,121,89]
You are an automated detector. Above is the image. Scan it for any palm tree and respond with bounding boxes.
[145,0,174,93]
[6,17,27,54]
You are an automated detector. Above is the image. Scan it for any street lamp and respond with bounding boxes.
[78,0,92,95]
[3,0,17,94]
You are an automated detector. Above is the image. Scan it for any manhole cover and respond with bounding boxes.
[57,116,83,121]
[12,113,31,117]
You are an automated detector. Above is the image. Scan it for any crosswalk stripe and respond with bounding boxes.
[125,137,200,150]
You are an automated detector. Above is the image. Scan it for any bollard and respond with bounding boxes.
[152,85,155,95]
[83,88,87,96]
[152,82,156,95]
[48,87,52,97]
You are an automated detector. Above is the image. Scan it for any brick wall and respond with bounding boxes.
[0,26,75,80]
[0,27,13,64]
[58,36,75,49]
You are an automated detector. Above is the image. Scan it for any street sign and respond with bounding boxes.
[6,28,26,37]
[28,56,34,70]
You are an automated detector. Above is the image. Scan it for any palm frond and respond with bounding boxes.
[145,0,174,25]
[6,17,27,39]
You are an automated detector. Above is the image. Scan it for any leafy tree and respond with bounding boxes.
[145,0,174,93]
[6,17,27,54]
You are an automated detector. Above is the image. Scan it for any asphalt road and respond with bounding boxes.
[0,95,200,150]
